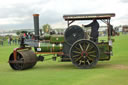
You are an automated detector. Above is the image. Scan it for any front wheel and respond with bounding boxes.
[9,50,37,70]
[70,39,99,69]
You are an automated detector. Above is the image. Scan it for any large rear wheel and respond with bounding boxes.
[70,39,99,69]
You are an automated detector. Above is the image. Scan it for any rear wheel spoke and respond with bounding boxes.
[72,51,81,54]
[88,51,96,54]
[87,56,94,61]
[86,44,90,51]
[75,56,82,62]
[75,46,81,51]
[79,44,84,51]
[87,46,94,52]
[79,60,82,65]
[83,43,86,51]
[89,55,97,58]
[72,54,80,58]
[83,60,86,65]
[86,59,91,65]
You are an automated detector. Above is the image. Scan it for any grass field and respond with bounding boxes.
[0,34,128,85]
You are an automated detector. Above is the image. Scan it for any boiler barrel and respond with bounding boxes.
[35,43,63,52]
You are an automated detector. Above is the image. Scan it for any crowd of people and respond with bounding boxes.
[0,36,21,46]
[7,37,21,45]
[0,32,36,46]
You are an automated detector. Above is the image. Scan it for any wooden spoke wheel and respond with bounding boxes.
[70,39,99,69]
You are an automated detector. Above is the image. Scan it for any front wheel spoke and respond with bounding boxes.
[20,64,23,68]
[15,64,18,68]
[17,55,20,60]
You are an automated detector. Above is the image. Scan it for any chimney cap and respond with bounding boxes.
[33,14,39,16]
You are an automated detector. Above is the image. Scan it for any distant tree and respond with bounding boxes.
[21,31,27,33]
[16,31,21,35]
[42,24,51,33]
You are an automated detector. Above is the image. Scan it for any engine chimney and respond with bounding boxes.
[33,14,40,40]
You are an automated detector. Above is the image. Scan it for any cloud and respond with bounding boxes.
[0,0,128,31]
[120,0,128,3]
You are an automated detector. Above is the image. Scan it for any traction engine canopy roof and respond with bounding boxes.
[63,13,115,21]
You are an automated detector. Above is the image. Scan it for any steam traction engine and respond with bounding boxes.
[9,13,115,70]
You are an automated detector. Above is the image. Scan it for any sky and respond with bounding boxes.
[0,0,128,31]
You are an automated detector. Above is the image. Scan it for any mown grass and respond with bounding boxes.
[0,34,128,85]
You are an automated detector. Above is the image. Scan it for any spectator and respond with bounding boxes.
[8,38,11,45]
[1,39,3,46]
[18,38,21,44]
[0,39,3,46]
[28,32,31,39]
[14,38,17,45]
[12,39,15,44]
[8,36,12,45]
